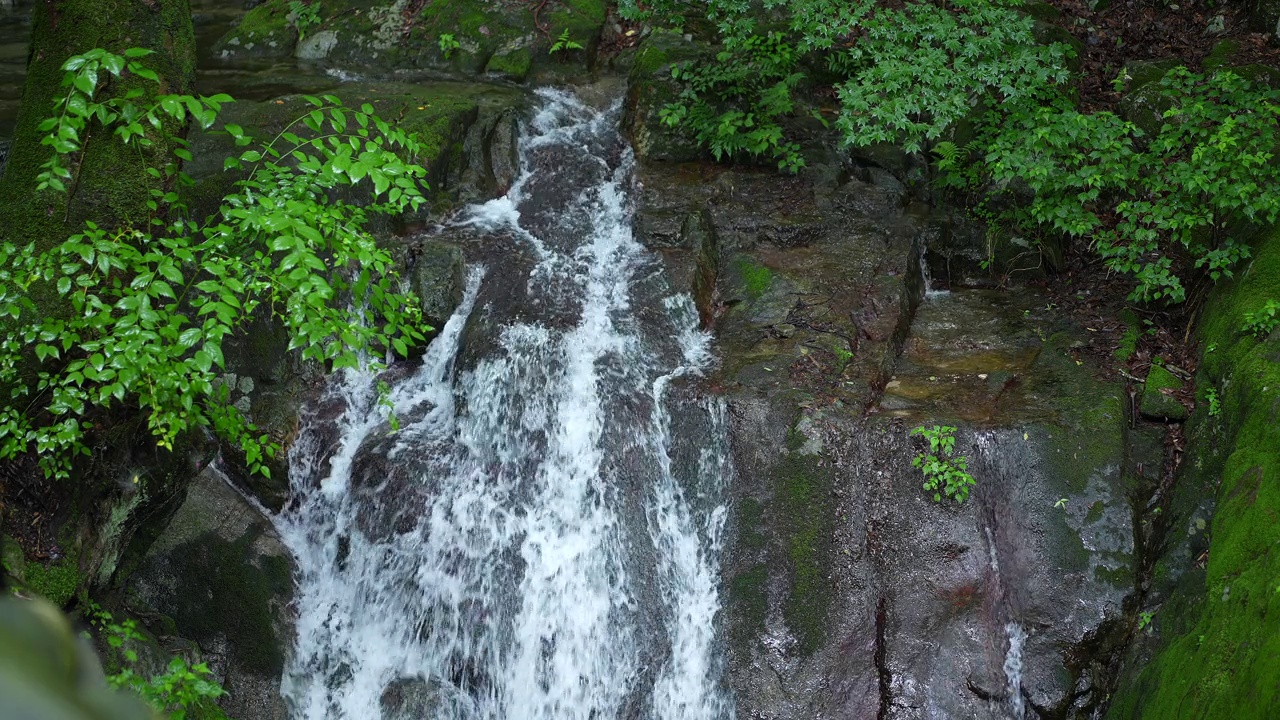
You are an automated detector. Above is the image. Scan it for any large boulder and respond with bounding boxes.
[124,468,295,720]
[632,152,1157,718]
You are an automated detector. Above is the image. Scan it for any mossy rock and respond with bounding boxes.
[1,536,23,584]
[1141,364,1187,422]
[1203,39,1242,70]
[1114,309,1140,362]
[1031,20,1084,71]
[1107,224,1280,718]
[1245,0,1280,35]
[128,467,295,711]
[216,0,607,81]
[211,0,299,62]
[776,446,835,654]
[1115,61,1185,139]
[485,45,533,81]
[408,239,466,329]
[624,30,714,162]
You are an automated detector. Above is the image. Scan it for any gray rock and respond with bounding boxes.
[127,467,295,720]
[295,28,338,60]
[1246,0,1280,35]
[409,239,466,331]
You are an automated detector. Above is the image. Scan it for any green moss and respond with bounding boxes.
[25,558,81,607]
[228,0,295,42]
[1107,226,1280,719]
[776,451,834,655]
[485,48,533,80]
[0,0,195,324]
[1,536,23,583]
[737,258,774,300]
[1142,364,1187,420]
[1203,39,1241,70]
[632,45,672,78]
[730,565,768,646]
[547,0,607,46]
[1115,309,1140,361]
[164,529,291,675]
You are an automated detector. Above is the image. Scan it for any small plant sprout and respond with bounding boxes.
[910,424,977,503]
[1204,387,1221,417]
[1138,610,1156,634]
[549,29,585,54]
[438,33,461,59]
[832,343,853,372]
[1054,498,1069,509]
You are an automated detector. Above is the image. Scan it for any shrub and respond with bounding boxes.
[89,603,228,720]
[950,68,1280,303]
[0,48,429,480]
[1241,299,1280,339]
[661,31,808,173]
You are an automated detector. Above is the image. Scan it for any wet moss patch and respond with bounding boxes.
[24,558,81,607]
[730,565,768,647]
[775,449,835,655]
[736,258,774,301]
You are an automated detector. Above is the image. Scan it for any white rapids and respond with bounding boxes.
[273,89,734,720]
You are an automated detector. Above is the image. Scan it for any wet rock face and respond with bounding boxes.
[126,468,295,720]
[632,155,1156,718]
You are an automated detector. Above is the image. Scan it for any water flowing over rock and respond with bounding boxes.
[629,142,1155,717]
[276,89,734,720]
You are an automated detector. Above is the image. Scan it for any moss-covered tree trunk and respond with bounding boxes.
[0,0,195,253]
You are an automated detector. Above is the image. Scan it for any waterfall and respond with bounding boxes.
[274,89,733,720]
[1003,622,1027,719]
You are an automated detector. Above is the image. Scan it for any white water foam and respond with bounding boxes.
[1003,622,1027,719]
[275,89,733,720]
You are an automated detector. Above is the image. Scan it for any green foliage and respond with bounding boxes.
[438,33,461,59]
[549,29,585,54]
[661,31,807,172]
[0,49,431,480]
[1241,299,1280,339]
[812,0,1072,154]
[88,603,227,720]
[951,68,1280,304]
[910,424,976,503]
[652,0,1066,168]
[288,1,322,39]
[1204,386,1221,417]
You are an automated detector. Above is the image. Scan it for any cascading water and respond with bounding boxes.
[274,89,734,720]
[1003,622,1027,720]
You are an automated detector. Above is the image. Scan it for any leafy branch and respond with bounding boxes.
[0,48,432,480]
